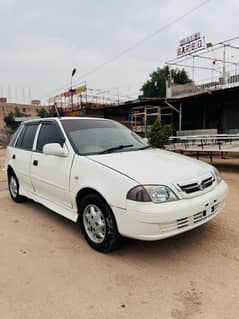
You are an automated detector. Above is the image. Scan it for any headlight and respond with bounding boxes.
[126,186,151,202]
[214,168,222,184]
[127,185,178,203]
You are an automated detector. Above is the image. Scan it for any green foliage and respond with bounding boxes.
[141,66,191,98]
[4,112,16,133]
[147,120,172,149]
[4,112,14,126]
[4,107,27,132]
[14,107,25,117]
[37,108,49,118]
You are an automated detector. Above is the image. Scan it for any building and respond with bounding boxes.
[0,98,48,132]
[59,85,239,136]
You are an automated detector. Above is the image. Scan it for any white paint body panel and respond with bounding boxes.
[8,148,34,193]
[6,117,228,241]
[88,149,213,185]
[113,180,227,240]
[30,146,74,209]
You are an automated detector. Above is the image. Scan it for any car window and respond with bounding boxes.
[21,125,38,150]
[9,125,23,147]
[36,123,64,152]
[15,124,38,151]
[61,119,148,155]
[15,126,26,148]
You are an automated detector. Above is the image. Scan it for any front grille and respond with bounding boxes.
[193,210,207,223]
[159,201,223,233]
[178,175,215,194]
[177,217,189,229]
[159,218,189,233]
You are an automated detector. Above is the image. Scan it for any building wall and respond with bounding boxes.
[0,100,48,132]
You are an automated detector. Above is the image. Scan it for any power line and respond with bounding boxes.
[42,0,211,101]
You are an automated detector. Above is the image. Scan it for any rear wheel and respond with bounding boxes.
[79,193,121,253]
[8,171,25,203]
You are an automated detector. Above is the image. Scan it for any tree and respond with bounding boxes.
[14,107,25,117]
[4,112,14,127]
[4,112,17,133]
[37,108,49,118]
[4,107,27,133]
[141,66,191,98]
[147,120,172,149]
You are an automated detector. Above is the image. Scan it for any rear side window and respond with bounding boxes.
[16,124,38,151]
[9,125,23,147]
[36,123,64,152]
[15,126,26,148]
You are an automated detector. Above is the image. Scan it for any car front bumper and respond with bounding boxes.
[112,180,228,241]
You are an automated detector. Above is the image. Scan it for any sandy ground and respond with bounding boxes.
[0,148,239,319]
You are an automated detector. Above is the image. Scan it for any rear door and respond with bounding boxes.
[31,121,74,209]
[10,123,39,195]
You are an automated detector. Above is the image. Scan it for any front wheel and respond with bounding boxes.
[8,172,25,203]
[78,194,121,253]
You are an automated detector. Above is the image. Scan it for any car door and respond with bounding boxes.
[30,121,74,209]
[10,123,39,195]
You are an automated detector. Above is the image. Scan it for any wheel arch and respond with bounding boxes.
[7,165,15,178]
[76,187,110,211]
[76,187,121,252]
[75,187,119,226]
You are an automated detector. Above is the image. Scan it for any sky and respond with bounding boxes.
[0,0,239,104]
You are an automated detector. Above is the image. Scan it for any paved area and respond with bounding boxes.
[0,148,239,318]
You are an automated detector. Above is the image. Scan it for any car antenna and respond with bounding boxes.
[53,102,61,119]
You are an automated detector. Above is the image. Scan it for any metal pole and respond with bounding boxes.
[54,102,60,118]
[70,76,73,110]
[192,56,195,82]
[179,103,182,132]
[70,68,77,111]
[144,106,147,136]
[223,45,226,84]
[117,88,120,104]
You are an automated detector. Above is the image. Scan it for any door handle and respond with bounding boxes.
[33,160,38,166]
[12,154,16,160]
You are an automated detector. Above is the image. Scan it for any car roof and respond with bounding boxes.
[22,117,109,125]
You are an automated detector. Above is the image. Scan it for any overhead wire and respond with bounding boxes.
[41,0,211,101]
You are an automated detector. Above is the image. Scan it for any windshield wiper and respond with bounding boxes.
[136,145,152,150]
[98,144,134,154]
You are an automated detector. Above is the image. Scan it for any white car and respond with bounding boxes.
[6,117,228,252]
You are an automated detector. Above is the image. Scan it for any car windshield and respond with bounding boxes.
[61,118,150,155]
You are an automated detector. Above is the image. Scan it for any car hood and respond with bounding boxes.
[88,149,213,185]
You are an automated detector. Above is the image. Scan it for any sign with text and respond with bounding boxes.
[177,32,206,57]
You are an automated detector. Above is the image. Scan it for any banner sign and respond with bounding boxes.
[63,85,87,97]
[76,85,87,94]
[177,32,206,57]
[49,85,87,103]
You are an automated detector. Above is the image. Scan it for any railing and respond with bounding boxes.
[170,74,239,98]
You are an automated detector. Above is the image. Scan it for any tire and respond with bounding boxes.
[8,171,26,203]
[78,193,121,253]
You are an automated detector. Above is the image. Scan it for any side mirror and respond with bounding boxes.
[43,143,68,157]
[143,137,149,143]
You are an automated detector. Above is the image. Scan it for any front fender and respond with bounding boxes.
[70,155,137,210]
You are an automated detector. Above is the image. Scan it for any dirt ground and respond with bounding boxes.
[0,147,239,319]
